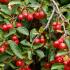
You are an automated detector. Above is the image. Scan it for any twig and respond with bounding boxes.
[44,6,55,30]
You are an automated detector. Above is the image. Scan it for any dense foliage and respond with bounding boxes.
[0,0,70,70]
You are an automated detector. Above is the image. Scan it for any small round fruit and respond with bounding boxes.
[33,12,40,19]
[2,24,8,31]
[25,66,31,70]
[34,38,40,44]
[55,56,64,63]
[44,63,51,69]
[58,37,64,43]
[14,39,19,45]
[0,0,9,3]
[52,22,57,26]
[27,14,33,21]
[16,60,24,67]
[39,11,45,19]
[59,43,67,50]
[0,47,5,53]
[56,24,61,30]
[18,14,23,20]
[12,35,18,41]
[40,37,45,43]
[22,12,28,19]
[53,40,60,48]
[7,24,13,29]
[16,22,23,27]
[19,68,25,70]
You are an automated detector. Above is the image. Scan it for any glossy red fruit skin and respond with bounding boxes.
[64,65,70,70]
[22,12,28,19]
[19,68,25,70]
[33,12,40,20]
[2,24,8,31]
[39,11,45,19]
[56,24,61,30]
[16,60,24,67]
[34,38,40,44]
[40,38,45,43]
[44,63,51,69]
[25,67,31,70]
[27,14,33,21]
[0,47,5,53]
[12,35,18,41]
[7,24,13,29]
[52,22,57,26]
[18,14,23,20]
[14,39,19,45]
[53,41,60,48]
[16,22,23,27]
[58,37,64,43]
[0,0,9,3]
[59,43,67,50]
[55,56,64,63]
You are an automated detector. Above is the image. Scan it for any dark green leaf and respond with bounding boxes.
[17,27,29,36]
[20,39,31,46]
[30,28,39,42]
[8,40,23,59]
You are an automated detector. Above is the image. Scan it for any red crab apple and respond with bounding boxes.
[18,14,23,20]
[27,14,33,21]
[0,0,9,3]
[16,60,24,67]
[16,22,23,27]
[2,24,8,31]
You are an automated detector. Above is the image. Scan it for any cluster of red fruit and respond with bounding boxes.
[0,0,9,3]
[1,22,23,31]
[16,60,31,70]
[0,42,8,53]
[52,22,62,31]
[53,37,67,50]
[44,55,70,70]
[34,36,45,44]
[18,11,45,21]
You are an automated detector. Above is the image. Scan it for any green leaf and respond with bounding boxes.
[65,38,70,49]
[0,5,11,15]
[20,39,31,47]
[0,53,10,62]
[30,28,39,42]
[48,46,55,61]
[36,50,45,59]
[4,30,16,38]
[8,40,23,59]
[56,51,67,56]
[33,44,43,49]
[28,51,32,60]
[51,63,64,70]
[17,27,29,36]
[9,1,21,5]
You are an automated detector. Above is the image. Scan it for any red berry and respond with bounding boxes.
[55,56,64,63]
[25,66,31,70]
[34,38,40,44]
[27,14,33,21]
[12,35,18,41]
[39,11,45,19]
[16,60,24,67]
[53,40,60,48]
[18,14,23,20]
[7,24,13,29]
[0,0,9,3]
[0,47,5,53]
[44,63,51,69]
[19,68,25,70]
[58,37,64,43]
[14,39,19,45]
[59,43,67,50]
[22,12,28,19]
[52,22,57,26]
[2,24,8,31]
[56,24,61,30]
[33,12,40,20]
[40,37,45,43]
[16,22,23,27]
[64,65,70,70]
